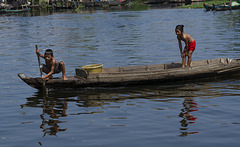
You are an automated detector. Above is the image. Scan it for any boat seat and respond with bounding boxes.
[75,68,88,78]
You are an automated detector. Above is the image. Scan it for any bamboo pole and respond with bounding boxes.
[35,45,46,90]
[230,0,232,10]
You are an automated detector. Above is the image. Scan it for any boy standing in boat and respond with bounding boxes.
[175,25,196,68]
[36,48,68,80]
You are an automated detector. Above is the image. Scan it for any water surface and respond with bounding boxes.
[0,8,240,147]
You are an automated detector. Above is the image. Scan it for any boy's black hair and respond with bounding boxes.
[175,25,184,32]
[44,49,53,56]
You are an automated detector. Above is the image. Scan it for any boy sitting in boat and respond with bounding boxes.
[175,25,196,68]
[36,48,68,80]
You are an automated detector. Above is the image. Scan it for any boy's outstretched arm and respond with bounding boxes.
[177,38,183,57]
[36,48,44,58]
[42,61,55,80]
[183,38,189,52]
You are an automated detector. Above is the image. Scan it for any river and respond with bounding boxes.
[0,6,240,147]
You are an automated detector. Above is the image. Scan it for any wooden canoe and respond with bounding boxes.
[204,3,240,11]
[18,58,240,90]
[4,8,30,13]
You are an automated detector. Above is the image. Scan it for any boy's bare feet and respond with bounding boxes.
[63,76,68,80]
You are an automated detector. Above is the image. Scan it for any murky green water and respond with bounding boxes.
[0,7,240,147]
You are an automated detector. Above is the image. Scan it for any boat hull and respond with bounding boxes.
[18,58,240,90]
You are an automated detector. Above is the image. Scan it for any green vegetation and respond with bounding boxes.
[75,3,84,12]
[180,0,230,8]
[130,0,149,4]
[127,3,150,10]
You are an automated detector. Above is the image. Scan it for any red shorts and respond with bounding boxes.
[185,40,196,52]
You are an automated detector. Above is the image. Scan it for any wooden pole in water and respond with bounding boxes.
[35,45,46,90]
[230,0,232,10]
[47,0,49,10]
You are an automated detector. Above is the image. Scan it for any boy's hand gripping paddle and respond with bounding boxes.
[35,45,46,89]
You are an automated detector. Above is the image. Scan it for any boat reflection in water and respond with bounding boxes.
[21,93,69,136]
[179,96,199,136]
[20,74,240,137]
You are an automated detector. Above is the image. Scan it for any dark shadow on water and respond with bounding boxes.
[21,73,240,136]
[0,3,187,17]
[1,5,151,17]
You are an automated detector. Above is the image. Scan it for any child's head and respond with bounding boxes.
[44,49,53,61]
[44,49,53,57]
[175,25,184,35]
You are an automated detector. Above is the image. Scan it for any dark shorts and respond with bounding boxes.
[42,61,63,74]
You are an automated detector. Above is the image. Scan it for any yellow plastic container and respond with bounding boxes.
[82,64,103,73]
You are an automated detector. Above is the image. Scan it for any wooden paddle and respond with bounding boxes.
[35,45,46,90]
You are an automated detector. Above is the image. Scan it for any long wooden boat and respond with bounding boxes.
[4,8,30,13]
[204,2,240,11]
[18,58,240,90]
